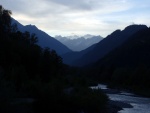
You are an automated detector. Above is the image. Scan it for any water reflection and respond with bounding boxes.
[98,84,150,113]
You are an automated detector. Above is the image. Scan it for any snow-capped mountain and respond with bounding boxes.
[55,35,103,51]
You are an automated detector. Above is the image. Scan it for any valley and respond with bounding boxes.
[0,3,150,113]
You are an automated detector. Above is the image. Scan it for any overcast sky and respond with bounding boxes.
[1,0,150,37]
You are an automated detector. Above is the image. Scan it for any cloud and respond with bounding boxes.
[46,0,93,11]
[1,0,150,37]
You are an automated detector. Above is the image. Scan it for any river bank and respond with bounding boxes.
[107,100,132,113]
[100,86,133,113]
[92,84,150,113]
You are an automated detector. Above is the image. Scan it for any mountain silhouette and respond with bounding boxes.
[62,43,97,65]
[55,35,102,51]
[87,27,150,95]
[95,27,150,67]
[70,25,148,67]
[12,18,71,55]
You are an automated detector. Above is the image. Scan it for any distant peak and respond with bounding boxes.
[25,24,38,29]
[82,34,94,39]
[109,29,121,35]
[67,35,80,39]
[124,24,148,31]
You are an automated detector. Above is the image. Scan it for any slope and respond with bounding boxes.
[55,35,103,51]
[73,24,148,67]
[62,43,97,65]
[95,27,150,67]
[12,18,71,55]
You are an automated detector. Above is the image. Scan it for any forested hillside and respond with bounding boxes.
[73,25,147,67]
[0,5,108,113]
[12,18,71,55]
[86,27,150,96]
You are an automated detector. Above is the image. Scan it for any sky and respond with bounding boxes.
[1,0,150,38]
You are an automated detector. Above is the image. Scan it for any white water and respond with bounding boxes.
[96,84,150,113]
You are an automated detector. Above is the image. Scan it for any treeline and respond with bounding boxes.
[0,5,108,113]
[86,66,150,96]
[85,27,150,97]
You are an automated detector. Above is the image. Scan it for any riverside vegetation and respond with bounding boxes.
[0,5,108,113]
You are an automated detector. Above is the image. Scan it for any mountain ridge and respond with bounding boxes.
[11,18,72,55]
[95,27,150,67]
[55,35,103,51]
[73,24,148,67]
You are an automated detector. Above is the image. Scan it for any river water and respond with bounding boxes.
[91,84,150,113]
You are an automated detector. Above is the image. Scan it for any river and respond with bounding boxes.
[91,84,150,113]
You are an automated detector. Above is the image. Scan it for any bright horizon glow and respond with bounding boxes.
[1,0,150,38]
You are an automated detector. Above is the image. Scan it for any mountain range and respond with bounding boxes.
[62,24,148,67]
[85,26,150,96]
[11,18,149,69]
[11,18,71,55]
[95,26,150,68]
[75,24,148,67]
[55,35,103,51]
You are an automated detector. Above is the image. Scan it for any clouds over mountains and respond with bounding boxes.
[1,0,150,37]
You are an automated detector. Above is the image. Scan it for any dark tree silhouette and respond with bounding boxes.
[0,5,108,113]
[0,5,12,33]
